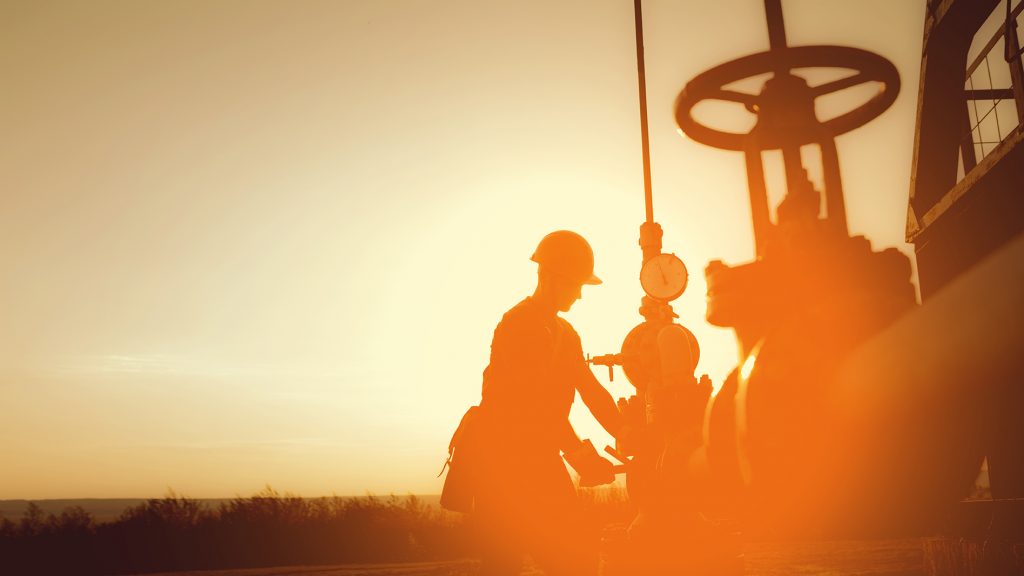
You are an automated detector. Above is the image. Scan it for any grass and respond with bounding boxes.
[0,487,471,576]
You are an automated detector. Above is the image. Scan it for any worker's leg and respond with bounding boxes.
[479,544,524,576]
[475,486,527,576]
[523,472,600,576]
[526,510,599,576]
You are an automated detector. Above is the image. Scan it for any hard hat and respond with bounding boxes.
[530,230,602,285]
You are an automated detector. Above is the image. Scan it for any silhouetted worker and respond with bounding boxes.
[475,230,625,576]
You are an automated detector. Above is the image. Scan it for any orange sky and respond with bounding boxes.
[1,0,927,499]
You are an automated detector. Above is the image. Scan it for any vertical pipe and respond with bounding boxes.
[781,145,806,205]
[744,144,772,256]
[819,137,849,236]
[634,0,654,224]
[764,0,788,75]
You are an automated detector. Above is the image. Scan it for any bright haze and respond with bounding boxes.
[2,0,923,499]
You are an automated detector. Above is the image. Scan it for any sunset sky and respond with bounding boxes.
[2,0,928,499]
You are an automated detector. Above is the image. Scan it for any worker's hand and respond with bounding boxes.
[564,439,615,487]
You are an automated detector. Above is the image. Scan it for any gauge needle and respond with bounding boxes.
[659,262,667,283]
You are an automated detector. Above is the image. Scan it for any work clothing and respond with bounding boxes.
[475,296,599,576]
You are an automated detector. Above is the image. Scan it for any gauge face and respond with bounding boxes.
[640,253,688,301]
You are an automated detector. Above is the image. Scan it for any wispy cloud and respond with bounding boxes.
[34,353,339,384]
[112,437,359,453]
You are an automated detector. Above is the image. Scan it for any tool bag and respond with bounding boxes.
[438,405,483,513]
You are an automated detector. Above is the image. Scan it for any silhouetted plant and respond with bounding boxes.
[19,502,47,537]
[0,488,479,575]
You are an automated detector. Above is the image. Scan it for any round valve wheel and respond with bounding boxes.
[674,45,900,151]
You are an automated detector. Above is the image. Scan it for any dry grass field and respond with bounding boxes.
[743,539,924,575]
[138,560,483,576]
[136,538,924,576]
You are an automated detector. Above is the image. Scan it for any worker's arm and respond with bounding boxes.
[558,418,584,454]
[557,321,625,438]
[576,368,625,438]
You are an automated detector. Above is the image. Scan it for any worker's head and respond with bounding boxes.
[531,230,601,312]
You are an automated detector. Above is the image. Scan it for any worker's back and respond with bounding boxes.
[479,297,582,456]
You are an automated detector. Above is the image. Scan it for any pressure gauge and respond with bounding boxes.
[640,253,688,301]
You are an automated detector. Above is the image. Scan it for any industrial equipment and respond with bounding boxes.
[599,1,1024,573]
[590,2,725,574]
[666,0,1021,547]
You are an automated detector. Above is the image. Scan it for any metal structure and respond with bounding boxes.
[910,0,1024,500]
[599,0,1023,571]
[904,0,1024,570]
[671,0,984,537]
[908,0,1024,295]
